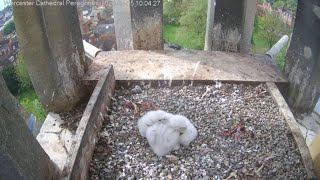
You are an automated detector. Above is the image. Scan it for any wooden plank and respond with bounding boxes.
[62,65,115,180]
[266,82,316,179]
[83,50,287,83]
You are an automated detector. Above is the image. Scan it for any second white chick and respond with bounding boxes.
[168,115,198,147]
[137,110,173,137]
[146,123,180,156]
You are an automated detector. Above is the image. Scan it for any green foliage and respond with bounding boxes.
[275,45,287,70]
[259,13,290,48]
[1,64,20,94]
[163,0,208,50]
[0,54,45,122]
[3,20,15,35]
[20,98,47,122]
[258,0,264,4]
[17,88,47,122]
[1,53,33,94]
[273,1,285,8]
[163,0,184,24]
[164,24,178,43]
[0,53,46,122]
[251,30,269,53]
[179,0,207,36]
[271,0,297,11]
[164,24,204,50]
[286,0,297,11]
[251,16,261,46]
[252,16,271,53]
[268,0,275,4]
[252,15,291,70]
[179,0,207,50]
[15,53,33,90]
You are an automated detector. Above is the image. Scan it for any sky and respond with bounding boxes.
[0,0,7,11]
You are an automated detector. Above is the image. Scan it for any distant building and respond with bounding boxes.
[78,8,92,34]
[94,24,116,51]
[0,35,19,68]
[263,2,272,13]
[256,2,296,27]
[96,34,116,51]
[78,3,117,51]
[89,6,114,24]
[280,10,296,27]
[256,1,272,16]
[0,31,4,41]
[94,23,114,36]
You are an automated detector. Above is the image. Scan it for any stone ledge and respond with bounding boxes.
[266,82,316,178]
[62,65,115,180]
[36,112,75,171]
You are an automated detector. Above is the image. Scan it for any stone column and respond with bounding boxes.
[0,74,60,179]
[285,0,320,113]
[0,71,42,135]
[208,0,255,53]
[112,0,134,50]
[130,0,164,50]
[204,0,216,51]
[239,0,256,54]
[315,98,320,115]
[12,0,88,112]
[113,0,164,50]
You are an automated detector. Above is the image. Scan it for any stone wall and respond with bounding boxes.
[113,0,163,50]
[209,0,255,53]
[285,0,320,113]
[0,74,60,179]
[130,0,163,50]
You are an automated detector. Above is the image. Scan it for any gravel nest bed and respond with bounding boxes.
[89,83,308,180]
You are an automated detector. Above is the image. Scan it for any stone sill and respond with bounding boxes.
[36,65,115,179]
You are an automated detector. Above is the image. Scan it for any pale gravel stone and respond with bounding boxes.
[89,82,308,179]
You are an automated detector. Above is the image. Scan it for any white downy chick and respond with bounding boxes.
[137,110,173,137]
[168,115,198,147]
[167,115,188,134]
[146,123,180,156]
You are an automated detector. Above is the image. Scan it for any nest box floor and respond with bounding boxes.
[83,50,287,83]
[89,83,307,179]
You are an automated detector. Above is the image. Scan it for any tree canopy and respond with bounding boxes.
[163,0,208,50]
[163,0,184,24]
[259,13,290,48]
[286,0,297,11]
[269,0,297,11]
[15,53,33,90]
[179,0,207,36]
[273,1,285,8]
[3,20,15,35]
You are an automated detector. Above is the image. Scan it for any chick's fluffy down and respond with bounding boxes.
[168,115,198,147]
[137,110,173,137]
[146,123,180,156]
